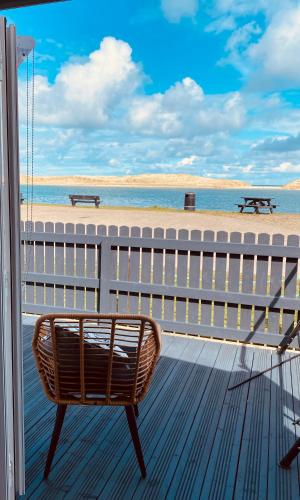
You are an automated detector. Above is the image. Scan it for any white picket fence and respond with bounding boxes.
[21,221,300,347]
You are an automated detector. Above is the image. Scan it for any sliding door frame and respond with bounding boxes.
[0,17,25,498]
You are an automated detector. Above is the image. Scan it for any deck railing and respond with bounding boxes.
[21,221,300,347]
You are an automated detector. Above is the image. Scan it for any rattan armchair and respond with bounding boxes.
[33,313,161,479]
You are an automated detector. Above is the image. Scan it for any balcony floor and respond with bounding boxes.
[23,323,300,499]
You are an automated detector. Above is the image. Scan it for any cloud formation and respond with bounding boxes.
[214,2,300,90]
[161,0,198,22]
[247,6,300,88]
[20,37,141,128]
[254,134,300,153]
[211,0,296,22]
[127,77,245,137]
[177,155,199,166]
[272,162,300,173]
[20,40,245,140]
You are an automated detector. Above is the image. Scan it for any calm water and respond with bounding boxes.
[20,185,300,214]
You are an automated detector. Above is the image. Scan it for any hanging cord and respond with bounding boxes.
[26,54,29,233]
[23,48,35,289]
[30,48,35,228]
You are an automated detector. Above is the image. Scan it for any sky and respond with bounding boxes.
[4,0,300,185]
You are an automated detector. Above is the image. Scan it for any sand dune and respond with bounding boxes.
[19,173,250,189]
[284,179,300,189]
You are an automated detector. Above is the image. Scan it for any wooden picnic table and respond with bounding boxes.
[237,196,277,214]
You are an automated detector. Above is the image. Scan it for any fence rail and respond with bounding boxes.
[21,222,300,347]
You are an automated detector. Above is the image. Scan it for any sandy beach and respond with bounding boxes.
[21,204,300,236]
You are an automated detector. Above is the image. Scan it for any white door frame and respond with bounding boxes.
[0,17,25,498]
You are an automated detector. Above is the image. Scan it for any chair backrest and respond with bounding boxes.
[33,314,161,406]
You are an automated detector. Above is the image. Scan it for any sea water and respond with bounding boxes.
[20,185,300,214]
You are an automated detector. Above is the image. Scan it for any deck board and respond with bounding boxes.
[268,352,300,500]
[23,325,300,499]
[166,342,238,500]
[233,348,272,499]
[200,346,254,500]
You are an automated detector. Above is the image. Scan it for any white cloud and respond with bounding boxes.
[203,1,300,93]
[205,15,236,34]
[243,92,300,137]
[177,155,199,166]
[240,164,254,173]
[246,6,300,88]
[19,36,142,128]
[253,134,300,153]
[21,42,246,139]
[225,22,261,53]
[34,51,56,63]
[219,21,261,73]
[161,0,198,22]
[212,0,294,20]
[45,38,63,49]
[216,3,300,90]
[272,162,300,173]
[127,77,245,137]
[222,163,255,174]
[108,158,120,167]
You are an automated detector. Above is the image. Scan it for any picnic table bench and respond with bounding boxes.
[69,194,101,208]
[236,196,276,214]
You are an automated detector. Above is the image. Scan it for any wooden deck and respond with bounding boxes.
[23,323,300,499]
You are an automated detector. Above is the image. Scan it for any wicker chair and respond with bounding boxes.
[33,313,161,479]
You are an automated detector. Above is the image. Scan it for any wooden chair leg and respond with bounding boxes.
[125,405,146,478]
[44,404,67,480]
[279,437,300,469]
[134,404,139,418]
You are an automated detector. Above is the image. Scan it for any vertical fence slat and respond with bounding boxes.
[86,224,97,311]
[214,231,228,328]
[75,223,85,310]
[268,234,284,336]
[188,230,201,326]
[227,232,242,331]
[65,223,75,310]
[97,225,109,313]
[141,227,152,316]
[97,225,107,237]
[107,225,118,312]
[20,221,25,305]
[128,226,141,314]
[152,227,164,321]
[24,220,35,305]
[164,228,177,323]
[254,233,270,333]
[201,230,214,326]
[118,226,130,313]
[176,229,189,324]
[282,235,299,335]
[45,222,55,307]
[55,222,65,308]
[34,221,45,306]
[240,232,255,334]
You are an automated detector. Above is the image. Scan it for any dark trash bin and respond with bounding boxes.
[184,192,196,211]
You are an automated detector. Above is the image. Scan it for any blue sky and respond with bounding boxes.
[5,0,300,184]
